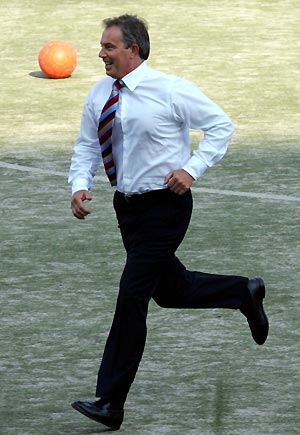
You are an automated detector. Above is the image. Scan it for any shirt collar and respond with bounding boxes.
[121,61,149,91]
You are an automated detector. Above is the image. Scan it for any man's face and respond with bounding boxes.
[99,25,133,79]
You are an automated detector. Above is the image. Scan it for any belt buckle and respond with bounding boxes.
[124,193,133,202]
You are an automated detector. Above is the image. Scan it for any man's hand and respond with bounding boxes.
[71,190,92,220]
[164,169,195,195]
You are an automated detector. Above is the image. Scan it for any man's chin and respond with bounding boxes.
[105,69,117,79]
[104,64,113,75]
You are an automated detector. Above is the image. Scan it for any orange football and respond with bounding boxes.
[38,39,77,79]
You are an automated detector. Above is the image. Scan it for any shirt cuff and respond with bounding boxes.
[182,156,209,180]
[70,177,91,196]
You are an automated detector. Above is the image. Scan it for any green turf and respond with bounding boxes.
[1,1,299,434]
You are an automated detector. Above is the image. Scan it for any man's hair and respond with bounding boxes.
[103,14,150,60]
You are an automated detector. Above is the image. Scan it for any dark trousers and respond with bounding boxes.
[96,189,249,406]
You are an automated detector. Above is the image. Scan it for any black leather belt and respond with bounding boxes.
[115,188,172,203]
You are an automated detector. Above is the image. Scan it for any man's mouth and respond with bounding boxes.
[104,60,113,68]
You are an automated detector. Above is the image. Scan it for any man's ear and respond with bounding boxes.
[130,44,140,58]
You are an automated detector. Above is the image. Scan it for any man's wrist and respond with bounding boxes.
[182,157,208,180]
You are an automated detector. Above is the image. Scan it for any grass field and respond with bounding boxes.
[1,1,299,434]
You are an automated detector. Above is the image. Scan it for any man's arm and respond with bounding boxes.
[172,78,234,182]
[68,91,102,218]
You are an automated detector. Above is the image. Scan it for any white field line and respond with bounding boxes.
[1,161,300,203]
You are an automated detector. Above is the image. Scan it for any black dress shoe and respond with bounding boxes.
[71,400,124,430]
[242,277,269,345]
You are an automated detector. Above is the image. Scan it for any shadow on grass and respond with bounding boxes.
[29,70,51,79]
[58,421,113,434]
[29,71,73,79]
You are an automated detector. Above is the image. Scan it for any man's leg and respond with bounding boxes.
[151,254,268,346]
[152,255,250,310]
[95,255,164,406]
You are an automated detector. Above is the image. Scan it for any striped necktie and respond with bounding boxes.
[98,80,124,186]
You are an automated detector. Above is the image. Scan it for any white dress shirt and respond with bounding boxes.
[68,61,234,195]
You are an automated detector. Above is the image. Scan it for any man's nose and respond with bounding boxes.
[99,47,105,58]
